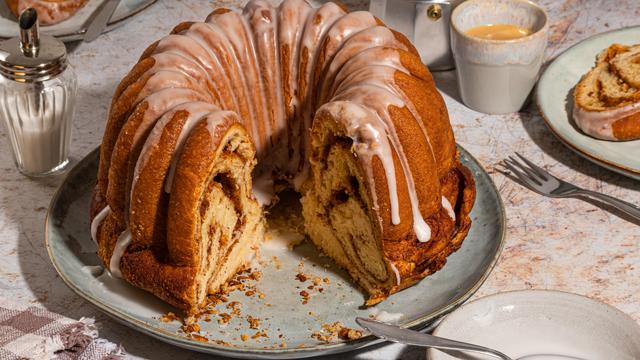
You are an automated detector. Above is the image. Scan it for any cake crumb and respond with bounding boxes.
[241,334,250,341]
[247,315,261,329]
[295,273,308,282]
[338,327,363,340]
[218,313,232,324]
[159,312,179,323]
[182,323,201,333]
[311,322,363,343]
[188,333,209,342]
[252,330,268,339]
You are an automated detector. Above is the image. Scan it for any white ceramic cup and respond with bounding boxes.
[451,0,549,114]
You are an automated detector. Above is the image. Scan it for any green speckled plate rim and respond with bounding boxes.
[45,145,506,359]
[535,26,640,181]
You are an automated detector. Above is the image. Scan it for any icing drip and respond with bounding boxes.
[321,101,398,224]
[208,11,268,154]
[90,206,111,245]
[252,172,276,206]
[278,0,312,175]
[293,2,346,189]
[131,88,206,145]
[148,52,218,104]
[246,1,287,167]
[110,229,132,278]
[573,101,640,141]
[334,84,431,242]
[332,49,437,157]
[160,30,239,113]
[319,26,406,103]
[164,105,221,193]
[130,101,217,201]
[390,263,401,285]
[184,22,256,149]
[442,196,456,221]
[133,70,205,104]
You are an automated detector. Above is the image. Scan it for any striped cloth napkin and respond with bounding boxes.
[0,297,125,360]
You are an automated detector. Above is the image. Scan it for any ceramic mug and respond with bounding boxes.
[451,0,549,114]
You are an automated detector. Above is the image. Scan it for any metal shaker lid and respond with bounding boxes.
[0,8,67,82]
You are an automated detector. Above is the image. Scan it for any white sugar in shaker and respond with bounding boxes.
[0,8,77,176]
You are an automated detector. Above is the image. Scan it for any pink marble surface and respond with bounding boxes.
[0,0,637,359]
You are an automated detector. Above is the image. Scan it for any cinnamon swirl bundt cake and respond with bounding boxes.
[90,0,476,316]
[7,0,88,25]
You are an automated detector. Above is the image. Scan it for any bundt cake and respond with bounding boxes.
[6,0,89,25]
[90,0,476,316]
[574,44,640,141]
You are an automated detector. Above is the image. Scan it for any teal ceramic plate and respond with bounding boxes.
[45,146,505,359]
[0,0,156,42]
[536,26,640,180]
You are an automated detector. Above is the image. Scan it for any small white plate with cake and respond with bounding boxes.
[0,0,156,42]
[536,26,640,180]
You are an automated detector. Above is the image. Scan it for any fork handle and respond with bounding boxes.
[575,190,640,221]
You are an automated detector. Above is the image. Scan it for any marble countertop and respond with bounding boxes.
[0,0,638,359]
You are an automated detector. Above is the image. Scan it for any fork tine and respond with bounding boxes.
[507,157,545,185]
[502,160,542,188]
[515,152,550,181]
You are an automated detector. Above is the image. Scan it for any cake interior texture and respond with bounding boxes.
[90,0,476,316]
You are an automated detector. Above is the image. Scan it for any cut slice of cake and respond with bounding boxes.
[573,43,640,141]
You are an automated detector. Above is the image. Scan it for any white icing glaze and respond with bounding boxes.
[246,1,287,166]
[133,70,204,105]
[333,79,432,241]
[130,101,218,201]
[252,172,276,206]
[103,0,447,278]
[573,102,640,141]
[390,263,401,285]
[442,196,456,221]
[131,88,206,145]
[293,2,346,189]
[110,229,131,278]
[164,105,221,193]
[319,26,406,103]
[91,206,111,245]
[208,10,267,153]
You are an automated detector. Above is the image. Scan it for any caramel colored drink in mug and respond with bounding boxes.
[465,24,532,40]
[450,0,549,114]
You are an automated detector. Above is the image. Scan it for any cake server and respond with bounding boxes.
[356,317,588,360]
[83,0,121,42]
[502,153,640,222]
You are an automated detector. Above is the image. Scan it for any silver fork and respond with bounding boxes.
[502,153,640,221]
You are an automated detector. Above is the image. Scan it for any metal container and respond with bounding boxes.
[369,0,464,71]
[0,8,77,176]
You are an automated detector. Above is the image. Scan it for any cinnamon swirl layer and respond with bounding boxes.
[95,111,263,314]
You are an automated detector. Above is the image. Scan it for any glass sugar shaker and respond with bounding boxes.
[0,8,77,177]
